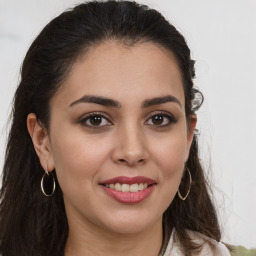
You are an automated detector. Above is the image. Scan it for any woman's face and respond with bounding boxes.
[44,41,196,234]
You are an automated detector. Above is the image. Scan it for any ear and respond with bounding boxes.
[185,114,197,161]
[27,113,55,172]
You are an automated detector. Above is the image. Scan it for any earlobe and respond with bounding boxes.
[185,114,197,161]
[27,113,54,171]
[188,114,197,141]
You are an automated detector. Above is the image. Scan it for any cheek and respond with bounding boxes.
[151,132,187,177]
[148,128,188,206]
[50,131,112,191]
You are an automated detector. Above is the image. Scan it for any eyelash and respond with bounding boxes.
[78,112,112,129]
[78,111,177,129]
[145,111,177,128]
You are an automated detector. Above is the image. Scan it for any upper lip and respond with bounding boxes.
[100,176,156,185]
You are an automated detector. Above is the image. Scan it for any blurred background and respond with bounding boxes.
[0,0,255,249]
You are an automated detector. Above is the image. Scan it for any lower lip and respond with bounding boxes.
[101,185,155,204]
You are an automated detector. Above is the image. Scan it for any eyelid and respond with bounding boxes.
[77,110,177,129]
[78,111,113,127]
[79,111,111,120]
[144,110,177,126]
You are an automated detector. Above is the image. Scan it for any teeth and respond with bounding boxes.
[130,183,139,192]
[114,183,122,191]
[121,184,129,192]
[105,183,149,192]
[138,183,144,191]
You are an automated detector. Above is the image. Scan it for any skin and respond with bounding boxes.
[27,40,197,256]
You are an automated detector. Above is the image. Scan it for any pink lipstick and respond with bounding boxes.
[99,176,156,204]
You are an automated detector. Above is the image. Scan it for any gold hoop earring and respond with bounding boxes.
[41,170,56,197]
[178,167,192,200]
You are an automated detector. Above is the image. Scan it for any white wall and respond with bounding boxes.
[1,0,255,248]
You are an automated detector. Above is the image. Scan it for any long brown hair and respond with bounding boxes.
[0,1,220,255]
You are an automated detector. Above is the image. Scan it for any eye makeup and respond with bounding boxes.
[77,109,178,131]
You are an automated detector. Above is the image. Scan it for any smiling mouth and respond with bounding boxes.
[102,183,152,193]
[99,176,156,203]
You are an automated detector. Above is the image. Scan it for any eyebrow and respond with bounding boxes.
[69,95,121,108]
[69,95,181,108]
[141,95,181,108]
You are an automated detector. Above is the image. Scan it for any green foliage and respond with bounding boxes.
[230,246,256,256]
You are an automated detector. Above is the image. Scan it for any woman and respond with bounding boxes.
[0,1,231,255]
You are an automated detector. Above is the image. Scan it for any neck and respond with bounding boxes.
[64,214,163,256]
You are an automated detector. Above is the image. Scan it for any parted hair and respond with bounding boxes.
[0,1,220,255]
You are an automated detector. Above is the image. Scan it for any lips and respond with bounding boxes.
[100,176,156,185]
[99,176,156,204]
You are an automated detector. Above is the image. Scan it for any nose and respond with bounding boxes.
[111,125,149,167]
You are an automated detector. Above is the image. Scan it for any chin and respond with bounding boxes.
[106,222,151,235]
[99,210,161,235]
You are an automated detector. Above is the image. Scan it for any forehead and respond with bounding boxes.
[52,40,184,108]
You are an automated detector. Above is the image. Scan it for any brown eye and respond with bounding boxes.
[145,112,177,127]
[89,115,103,126]
[152,114,164,125]
[79,113,112,128]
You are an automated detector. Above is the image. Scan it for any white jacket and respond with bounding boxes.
[163,229,231,256]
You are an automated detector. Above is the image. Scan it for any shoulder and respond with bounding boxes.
[186,230,231,255]
[163,229,231,256]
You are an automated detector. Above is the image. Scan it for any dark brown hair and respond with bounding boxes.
[0,1,221,255]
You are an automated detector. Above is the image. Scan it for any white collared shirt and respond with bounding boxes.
[163,229,231,256]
